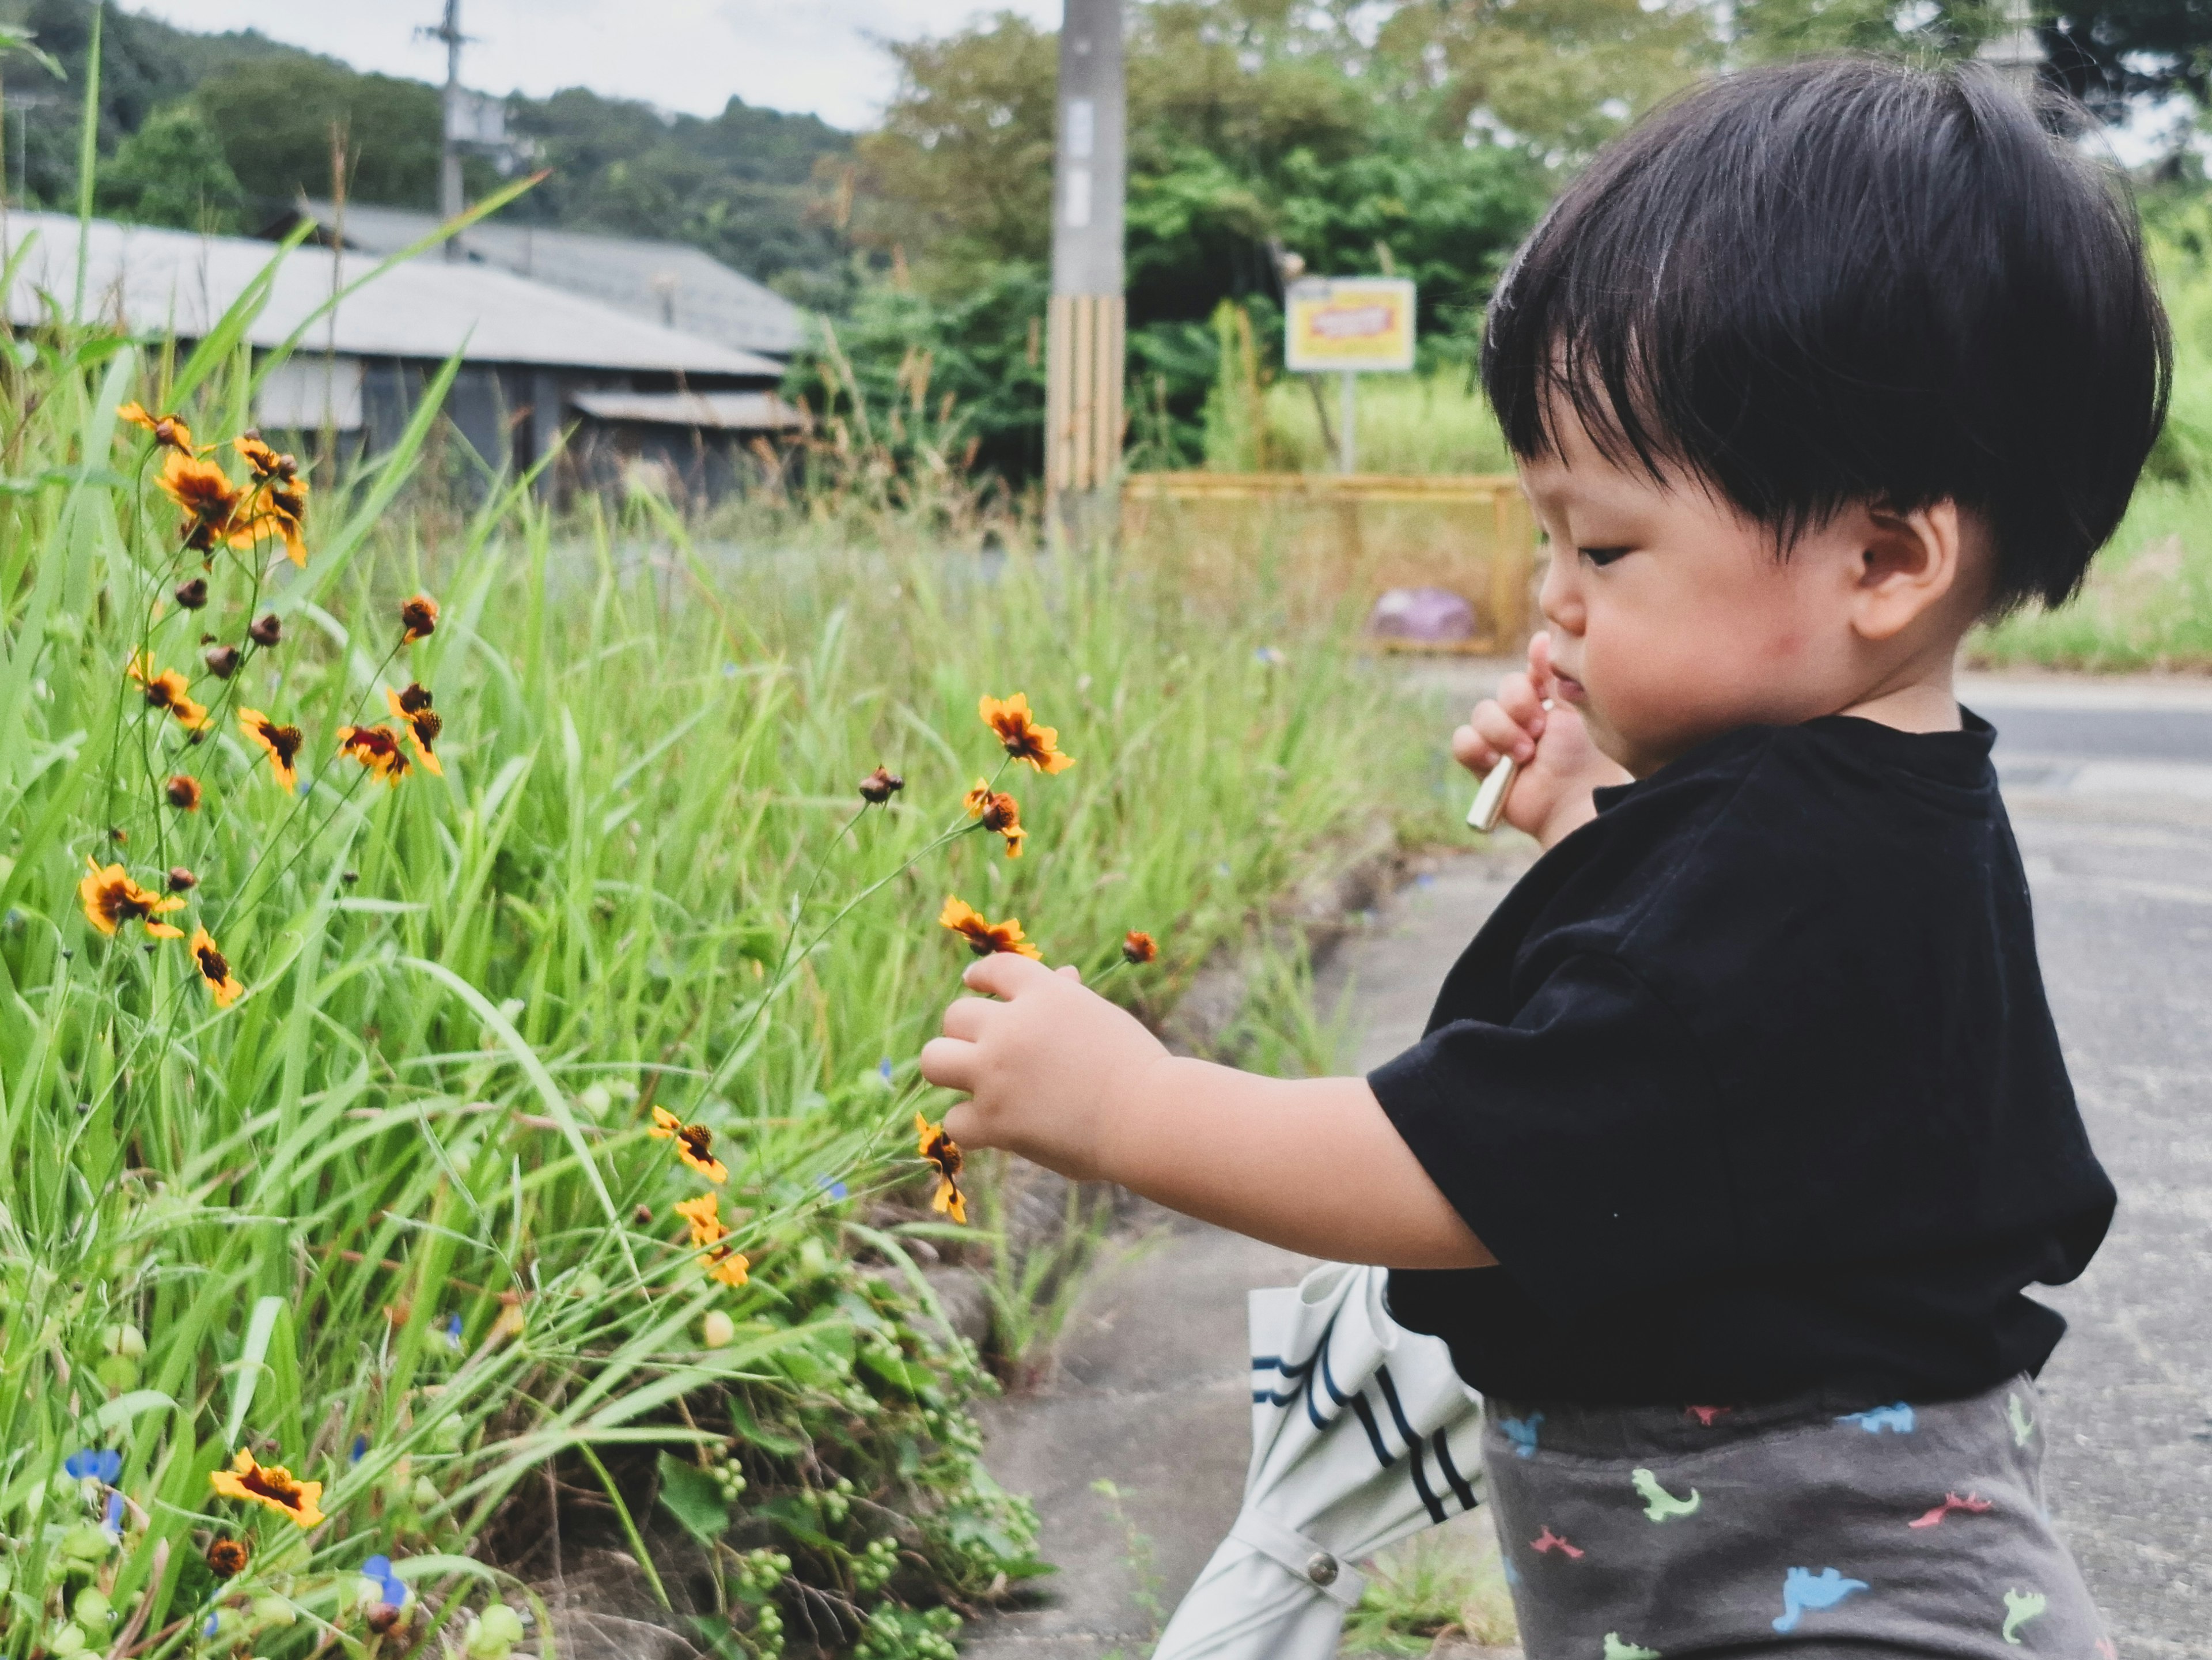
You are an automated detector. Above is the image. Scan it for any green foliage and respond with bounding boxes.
[1341,1519,1518,1653]
[783,263,1052,488]
[93,99,243,232]
[1973,201,2212,667]
[1731,0,2005,64]
[194,55,474,209]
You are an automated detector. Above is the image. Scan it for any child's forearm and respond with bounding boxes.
[1095,1055,1495,1269]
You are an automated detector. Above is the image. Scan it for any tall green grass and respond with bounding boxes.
[0,252,1445,1657]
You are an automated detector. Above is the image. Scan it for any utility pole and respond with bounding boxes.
[1044,0,1126,536]
[432,0,465,259]
[1976,0,2045,94]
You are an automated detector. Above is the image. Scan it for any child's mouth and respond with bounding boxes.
[1552,672,1588,704]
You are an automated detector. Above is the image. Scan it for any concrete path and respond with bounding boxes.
[960,672,2212,1658]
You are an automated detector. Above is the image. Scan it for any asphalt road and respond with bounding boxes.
[1966,680,2212,1657]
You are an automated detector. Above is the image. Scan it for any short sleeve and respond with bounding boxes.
[1368,951,1740,1320]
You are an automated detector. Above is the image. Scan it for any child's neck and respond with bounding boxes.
[1836,657,1961,735]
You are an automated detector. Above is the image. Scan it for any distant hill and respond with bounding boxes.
[0,0,855,306]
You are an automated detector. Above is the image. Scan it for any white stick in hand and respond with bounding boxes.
[1465,697,1554,834]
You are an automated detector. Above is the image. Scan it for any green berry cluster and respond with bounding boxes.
[853,1534,900,1592]
[853,1603,961,1660]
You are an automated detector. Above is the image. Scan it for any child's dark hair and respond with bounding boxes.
[1480,58,2170,612]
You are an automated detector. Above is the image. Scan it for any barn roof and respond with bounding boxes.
[0,211,785,379]
[281,201,807,358]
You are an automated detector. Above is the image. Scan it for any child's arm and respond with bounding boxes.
[919,953,1496,1269]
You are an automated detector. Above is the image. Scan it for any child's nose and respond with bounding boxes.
[1537,550,1585,637]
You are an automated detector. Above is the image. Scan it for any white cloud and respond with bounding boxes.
[120,0,1060,130]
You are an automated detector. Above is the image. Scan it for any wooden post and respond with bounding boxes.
[1046,0,1126,535]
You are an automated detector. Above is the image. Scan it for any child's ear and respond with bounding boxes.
[1849,500,1968,642]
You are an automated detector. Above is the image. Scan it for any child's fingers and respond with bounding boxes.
[940,996,998,1041]
[1527,629,1554,693]
[961,951,1056,998]
[918,1035,977,1094]
[1494,671,1548,736]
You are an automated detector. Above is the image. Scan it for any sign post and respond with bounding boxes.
[1284,277,1416,474]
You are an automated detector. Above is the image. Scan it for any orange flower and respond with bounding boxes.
[237,709,303,792]
[673,1193,750,1286]
[126,653,210,731]
[938,895,1041,960]
[190,927,243,1008]
[208,1449,324,1530]
[915,1112,968,1224]
[233,502,307,568]
[1122,930,1158,965]
[156,449,244,550]
[650,1106,728,1183]
[399,595,439,642]
[385,684,443,775]
[233,432,296,481]
[119,401,196,452]
[336,724,409,786]
[963,780,1025,858]
[79,856,185,939]
[979,693,1073,774]
[164,774,203,811]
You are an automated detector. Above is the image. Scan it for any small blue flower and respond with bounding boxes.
[877,1057,894,1084]
[816,1173,849,1201]
[63,1449,121,1483]
[362,1554,407,1606]
[350,1434,369,1464]
[203,1614,219,1638]
[440,1313,463,1349]
[1253,645,1286,665]
[102,1489,124,1538]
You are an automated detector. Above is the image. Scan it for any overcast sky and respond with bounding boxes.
[124,1,1062,132]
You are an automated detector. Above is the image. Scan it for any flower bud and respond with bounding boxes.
[248,614,282,648]
[203,644,239,679]
[173,577,208,610]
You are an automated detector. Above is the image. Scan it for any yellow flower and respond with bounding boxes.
[118,401,197,452]
[336,724,410,786]
[650,1106,729,1183]
[126,652,211,731]
[914,1113,968,1224]
[963,780,1026,858]
[937,895,1041,960]
[399,594,439,642]
[79,856,185,939]
[979,693,1073,773]
[231,438,309,565]
[385,684,444,776]
[207,1449,324,1530]
[674,1192,727,1247]
[190,927,243,1008]
[237,709,304,792]
[673,1193,750,1285]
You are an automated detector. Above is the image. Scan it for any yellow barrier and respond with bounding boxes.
[1121,471,1537,654]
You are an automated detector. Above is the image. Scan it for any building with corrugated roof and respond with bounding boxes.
[270,201,807,360]
[0,210,807,500]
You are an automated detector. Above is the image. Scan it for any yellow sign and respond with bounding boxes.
[1285,278,1416,372]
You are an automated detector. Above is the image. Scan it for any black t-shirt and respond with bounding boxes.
[1371,712,2115,1406]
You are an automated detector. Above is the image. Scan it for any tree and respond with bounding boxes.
[194,57,479,207]
[96,100,244,232]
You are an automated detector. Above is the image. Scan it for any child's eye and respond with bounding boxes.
[1578,546,1632,567]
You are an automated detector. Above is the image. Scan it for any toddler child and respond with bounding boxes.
[920,55,2158,1657]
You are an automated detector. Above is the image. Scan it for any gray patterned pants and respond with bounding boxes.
[1480,1375,2111,1659]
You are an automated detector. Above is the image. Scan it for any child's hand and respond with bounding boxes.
[1452,633,1627,847]
[920,954,1172,1181]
